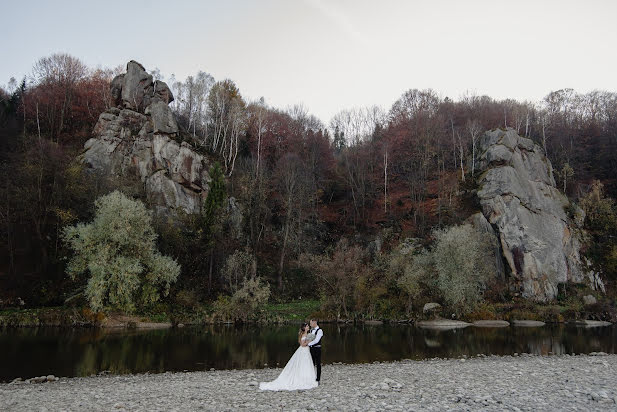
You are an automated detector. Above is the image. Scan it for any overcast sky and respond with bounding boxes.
[2,0,616,123]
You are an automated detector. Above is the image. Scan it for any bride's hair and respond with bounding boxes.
[298,322,309,335]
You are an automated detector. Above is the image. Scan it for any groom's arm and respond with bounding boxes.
[308,329,323,346]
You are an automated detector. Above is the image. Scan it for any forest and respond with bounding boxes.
[1,53,616,323]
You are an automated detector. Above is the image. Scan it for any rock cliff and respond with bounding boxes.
[475,128,603,301]
[82,61,210,215]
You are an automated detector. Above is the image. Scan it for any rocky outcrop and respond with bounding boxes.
[82,61,210,215]
[475,128,603,301]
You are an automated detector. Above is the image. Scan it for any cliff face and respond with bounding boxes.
[82,61,210,215]
[475,128,603,301]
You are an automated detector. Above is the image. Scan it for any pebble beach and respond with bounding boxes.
[2,353,616,411]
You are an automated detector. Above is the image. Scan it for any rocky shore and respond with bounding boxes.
[2,354,616,411]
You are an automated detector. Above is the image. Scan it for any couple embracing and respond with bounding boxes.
[259,319,323,391]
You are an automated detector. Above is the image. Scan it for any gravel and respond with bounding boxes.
[1,354,616,411]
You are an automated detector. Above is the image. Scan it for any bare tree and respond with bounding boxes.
[466,119,482,177]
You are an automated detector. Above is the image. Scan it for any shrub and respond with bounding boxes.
[432,224,495,315]
[221,249,257,293]
[213,276,270,322]
[298,239,372,319]
[394,224,496,316]
[63,191,180,312]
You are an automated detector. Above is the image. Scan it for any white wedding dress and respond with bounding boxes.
[259,336,318,391]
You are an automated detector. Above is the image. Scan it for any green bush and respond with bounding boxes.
[213,276,270,322]
[63,191,180,312]
[433,224,495,314]
[394,224,496,315]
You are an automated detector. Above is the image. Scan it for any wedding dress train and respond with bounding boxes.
[259,338,317,391]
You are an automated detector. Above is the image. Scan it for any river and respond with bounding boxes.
[1,323,615,381]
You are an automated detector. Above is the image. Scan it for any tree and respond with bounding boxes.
[432,224,495,314]
[466,119,482,177]
[31,53,88,139]
[275,153,311,289]
[579,181,617,283]
[557,163,574,194]
[208,80,247,176]
[220,249,257,293]
[63,191,180,312]
[298,239,371,318]
[201,162,226,290]
[395,224,495,315]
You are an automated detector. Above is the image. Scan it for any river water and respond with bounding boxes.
[1,323,615,381]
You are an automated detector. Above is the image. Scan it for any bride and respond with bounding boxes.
[259,323,318,391]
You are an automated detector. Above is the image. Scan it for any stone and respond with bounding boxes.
[475,128,603,301]
[416,319,470,330]
[423,302,442,314]
[121,60,154,112]
[512,320,545,327]
[472,320,510,327]
[110,74,124,107]
[145,100,178,135]
[81,61,211,216]
[467,212,505,280]
[153,80,174,104]
[30,376,46,383]
[582,295,597,305]
[571,320,612,327]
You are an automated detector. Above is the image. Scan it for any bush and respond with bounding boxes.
[213,276,271,322]
[394,224,496,316]
[298,239,372,319]
[63,191,180,312]
[432,224,495,314]
[221,249,257,293]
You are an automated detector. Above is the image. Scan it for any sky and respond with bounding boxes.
[2,0,617,124]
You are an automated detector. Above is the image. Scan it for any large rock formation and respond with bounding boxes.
[475,128,602,301]
[82,61,210,215]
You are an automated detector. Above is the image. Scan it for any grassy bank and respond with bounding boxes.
[0,299,324,328]
[1,297,614,328]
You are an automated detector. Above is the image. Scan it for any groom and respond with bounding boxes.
[308,318,323,383]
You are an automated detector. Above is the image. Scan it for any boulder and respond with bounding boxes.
[121,60,154,111]
[472,320,510,327]
[417,319,470,330]
[423,302,442,314]
[145,100,178,135]
[512,320,545,327]
[570,319,611,327]
[467,212,505,280]
[582,295,597,305]
[110,74,124,107]
[475,128,603,301]
[154,80,174,104]
[81,61,210,215]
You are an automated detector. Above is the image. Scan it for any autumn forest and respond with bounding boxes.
[1,53,616,323]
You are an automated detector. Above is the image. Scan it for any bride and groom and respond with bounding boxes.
[259,319,323,391]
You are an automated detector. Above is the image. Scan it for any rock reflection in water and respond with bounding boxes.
[0,323,615,381]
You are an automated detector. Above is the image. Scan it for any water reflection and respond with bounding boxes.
[0,324,615,381]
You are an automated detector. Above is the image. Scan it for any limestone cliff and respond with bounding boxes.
[474,128,603,301]
[81,61,210,215]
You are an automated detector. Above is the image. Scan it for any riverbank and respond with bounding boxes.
[0,299,323,328]
[1,297,614,328]
[2,354,616,411]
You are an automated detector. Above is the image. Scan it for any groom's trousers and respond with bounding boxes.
[310,346,321,381]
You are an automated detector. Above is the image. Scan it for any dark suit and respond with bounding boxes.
[309,326,322,381]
